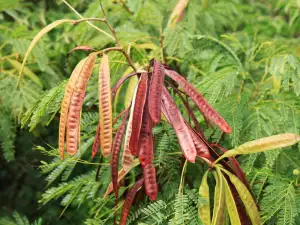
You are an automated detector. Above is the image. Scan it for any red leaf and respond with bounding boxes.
[165,69,232,133]
[161,86,197,163]
[149,60,164,124]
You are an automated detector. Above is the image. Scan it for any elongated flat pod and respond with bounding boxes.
[143,164,158,201]
[217,168,241,225]
[189,129,210,159]
[165,69,231,134]
[129,73,148,155]
[59,59,86,159]
[111,72,137,100]
[211,171,225,225]
[66,54,96,156]
[149,60,164,124]
[119,178,144,225]
[138,96,153,167]
[99,54,112,157]
[91,123,101,158]
[161,86,197,163]
[221,168,261,225]
[216,133,300,163]
[122,108,135,171]
[111,112,128,198]
[198,171,211,225]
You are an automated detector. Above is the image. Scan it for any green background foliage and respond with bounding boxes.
[0,0,300,224]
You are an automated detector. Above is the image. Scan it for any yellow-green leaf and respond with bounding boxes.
[216,133,300,163]
[222,169,261,225]
[17,19,74,87]
[124,74,138,108]
[8,59,42,87]
[198,171,211,225]
[217,168,241,225]
[211,171,225,225]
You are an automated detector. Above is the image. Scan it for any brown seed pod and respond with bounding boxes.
[111,111,129,198]
[149,60,164,124]
[189,130,210,159]
[161,86,197,163]
[91,123,101,158]
[119,178,144,225]
[165,69,232,134]
[143,164,158,201]
[99,54,113,157]
[59,59,86,159]
[129,73,148,155]
[138,98,154,167]
[65,54,96,156]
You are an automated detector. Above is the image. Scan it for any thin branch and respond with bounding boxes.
[62,0,114,40]
[100,3,137,72]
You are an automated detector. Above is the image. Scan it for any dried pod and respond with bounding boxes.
[65,54,96,156]
[149,60,164,124]
[99,54,112,157]
[165,69,232,134]
[129,73,148,155]
[190,129,210,159]
[119,178,144,225]
[138,99,154,167]
[91,123,101,158]
[59,59,86,159]
[111,111,128,198]
[161,86,197,163]
[143,164,158,201]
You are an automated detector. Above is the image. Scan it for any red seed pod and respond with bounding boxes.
[161,86,197,163]
[66,54,96,156]
[129,73,148,155]
[111,111,129,198]
[143,164,158,201]
[119,178,144,225]
[138,92,154,167]
[149,60,164,124]
[91,123,101,158]
[165,69,232,134]
[189,129,210,159]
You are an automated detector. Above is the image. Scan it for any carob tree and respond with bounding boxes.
[18,1,300,225]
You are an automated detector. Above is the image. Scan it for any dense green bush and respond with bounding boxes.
[1,0,300,224]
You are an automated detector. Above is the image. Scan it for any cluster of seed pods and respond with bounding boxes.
[59,54,250,224]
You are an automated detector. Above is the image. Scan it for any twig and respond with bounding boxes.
[100,3,137,72]
[62,0,114,40]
